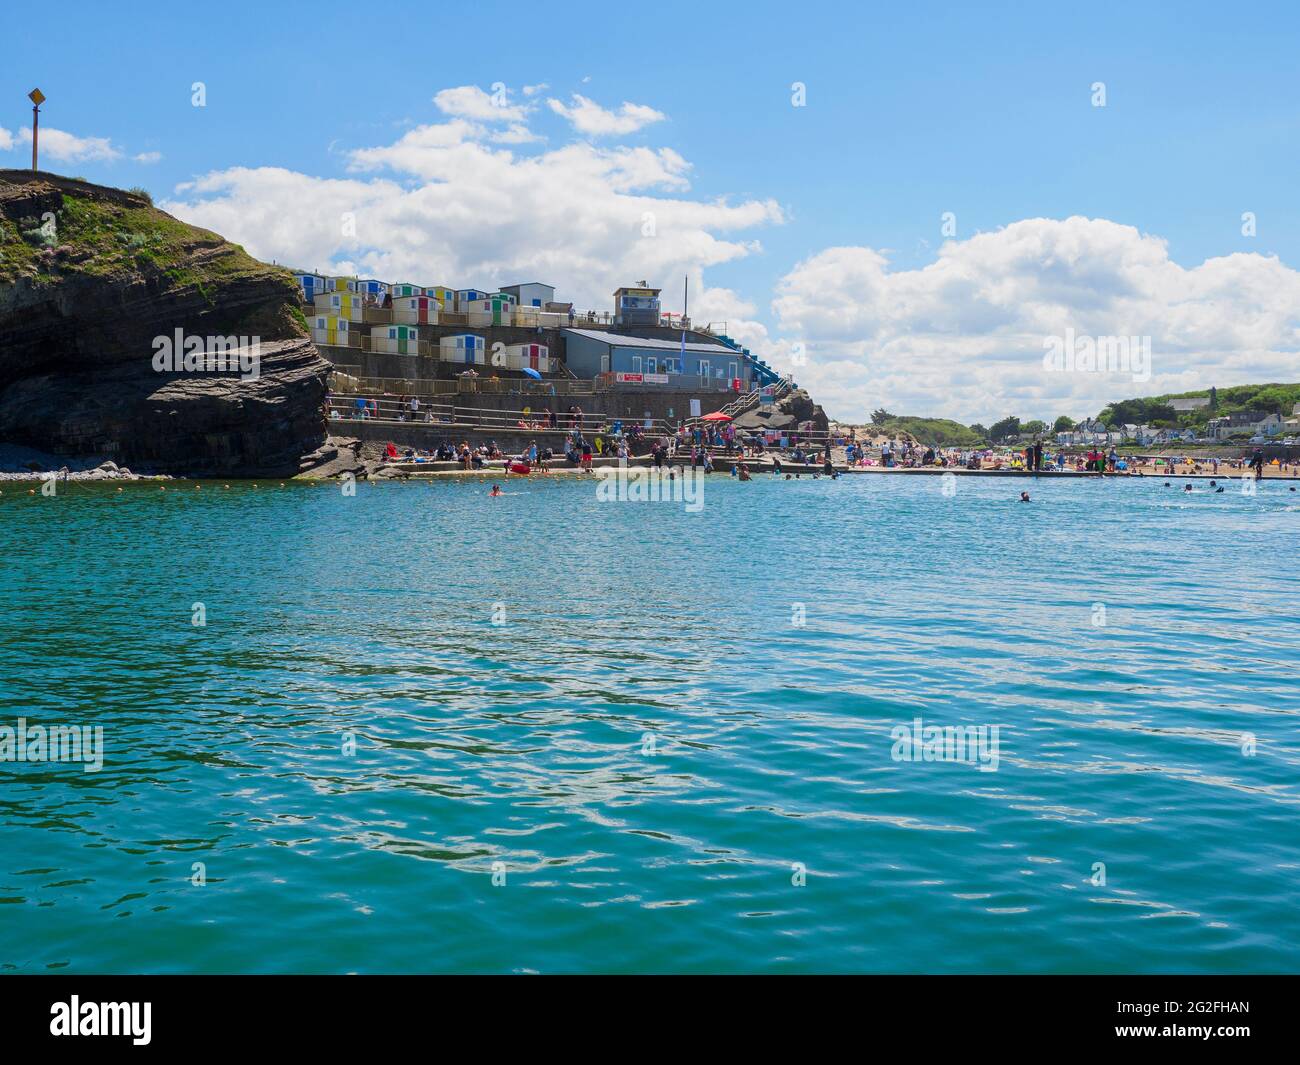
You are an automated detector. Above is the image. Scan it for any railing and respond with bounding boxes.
[360,335,427,355]
[327,393,675,436]
[316,333,363,349]
[334,376,602,397]
[680,375,793,428]
[595,371,746,393]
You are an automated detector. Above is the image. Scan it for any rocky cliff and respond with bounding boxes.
[0,170,329,476]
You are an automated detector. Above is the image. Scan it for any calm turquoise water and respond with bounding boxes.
[2,472,1298,973]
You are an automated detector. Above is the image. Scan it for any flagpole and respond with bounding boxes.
[681,273,688,436]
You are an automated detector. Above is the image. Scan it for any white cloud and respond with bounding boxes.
[547,94,665,137]
[0,126,13,151]
[345,120,482,175]
[490,123,542,146]
[433,85,528,123]
[17,126,122,163]
[770,217,1300,424]
[134,151,162,164]
[163,111,782,313]
[522,83,548,97]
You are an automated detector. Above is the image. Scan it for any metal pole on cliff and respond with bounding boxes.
[29,88,46,171]
[680,274,688,376]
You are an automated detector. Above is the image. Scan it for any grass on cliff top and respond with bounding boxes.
[0,185,293,303]
[871,416,988,448]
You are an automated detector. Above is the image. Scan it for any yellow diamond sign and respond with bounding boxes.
[29,88,45,106]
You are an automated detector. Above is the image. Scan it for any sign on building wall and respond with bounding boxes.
[690,399,701,417]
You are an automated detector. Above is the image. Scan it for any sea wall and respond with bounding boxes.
[335,418,662,456]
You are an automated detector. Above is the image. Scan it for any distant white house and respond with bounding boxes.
[1208,411,1283,440]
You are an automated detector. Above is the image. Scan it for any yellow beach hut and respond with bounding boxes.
[314,289,366,319]
[423,286,456,310]
[312,314,350,346]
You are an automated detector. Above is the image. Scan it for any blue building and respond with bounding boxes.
[717,333,782,386]
[563,328,750,390]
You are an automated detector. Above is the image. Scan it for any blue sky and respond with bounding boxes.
[4,0,1299,423]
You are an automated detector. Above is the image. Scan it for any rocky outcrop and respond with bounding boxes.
[0,170,329,476]
[732,387,830,433]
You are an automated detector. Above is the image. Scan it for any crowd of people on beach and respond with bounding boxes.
[345,394,1299,483]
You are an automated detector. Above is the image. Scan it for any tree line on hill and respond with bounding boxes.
[860,383,1300,447]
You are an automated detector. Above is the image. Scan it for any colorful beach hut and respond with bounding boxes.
[423,286,456,310]
[390,283,423,299]
[440,333,484,365]
[314,289,365,319]
[312,314,350,346]
[454,288,491,312]
[392,296,438,325]
[505,342,549,372]
[464,292,517,327]
[355,279,390,300]
[371,324,420,355]
[294,273,328,303]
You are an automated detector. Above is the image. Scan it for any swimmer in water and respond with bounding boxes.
[1020,491,1030,502]
[1184,484,1193,492]
[489,485,502,497]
